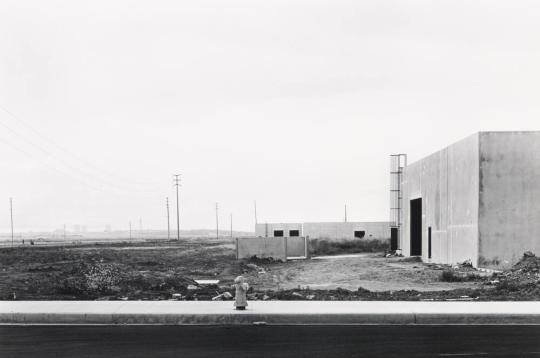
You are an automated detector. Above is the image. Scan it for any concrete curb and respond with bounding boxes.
[1,301,539,325]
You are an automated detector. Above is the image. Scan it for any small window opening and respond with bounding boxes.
[289,230,300,237]
[274,230,284,237]
[354,231,366,239]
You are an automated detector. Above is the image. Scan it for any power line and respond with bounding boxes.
[174,174,181,241]
[0,104,161,193]
[166,197,170,240]
[215,203,219,240]
[9,198,14,247]
[254,200,258,225]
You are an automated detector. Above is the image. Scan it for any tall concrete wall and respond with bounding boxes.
[255,223,302,237]
[401,133,480,266]
[302,222,390,240]
[236,237,287,260]
[478,132,540,268]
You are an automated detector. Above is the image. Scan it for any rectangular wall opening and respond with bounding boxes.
[354,231,365,239]
[390,228,398,251]
[289,230,300,237]
[410,198,422,256]
[273,230,284,237]
[428,227,432,259]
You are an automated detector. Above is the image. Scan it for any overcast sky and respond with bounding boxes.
[1,0,539,232]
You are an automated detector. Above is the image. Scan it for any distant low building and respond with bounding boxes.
[255,222,390,240]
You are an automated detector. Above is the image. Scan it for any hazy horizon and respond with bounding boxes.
[1,0,540,232]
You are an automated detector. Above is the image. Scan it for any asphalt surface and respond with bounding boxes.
[1,325,539,357]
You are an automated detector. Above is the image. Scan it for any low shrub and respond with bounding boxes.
[309,238,390,256]
[440,270,482,282]
[55,262,125,296]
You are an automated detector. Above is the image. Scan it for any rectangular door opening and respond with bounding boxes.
[428,227,432,259]
[410,198,422,256]
[390,228,398,251]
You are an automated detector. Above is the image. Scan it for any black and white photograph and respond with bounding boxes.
[0,0,539,357]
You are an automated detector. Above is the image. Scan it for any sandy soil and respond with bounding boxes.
[244,253,480,292]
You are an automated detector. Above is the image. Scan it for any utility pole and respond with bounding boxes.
[166,197,170,240]
[254,200,258,225]
[215,203,219,239]
[174,174,181,241]
[230,213,233,239]
[9,198,13,247]
[344,204,347,223]
[129,221,132,241]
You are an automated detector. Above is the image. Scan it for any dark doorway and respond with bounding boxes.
[354,231,365,239]
[273,230,284,237]
[410,198,422,256]
[428,227,432,259]
[390,228,398,251]
[289,230,300,237]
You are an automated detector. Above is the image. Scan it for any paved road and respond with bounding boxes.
[1,325,539,357]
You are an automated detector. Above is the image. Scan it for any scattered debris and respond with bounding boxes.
[212,291,233,301]
[384,250,403,258]
[195,280,220,285]
[248,256,283,264]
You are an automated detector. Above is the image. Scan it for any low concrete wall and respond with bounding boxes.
[286,237,308,257]
[236,237,308,260]
[236,237,287,260]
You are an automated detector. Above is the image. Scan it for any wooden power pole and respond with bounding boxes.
[174,174,181,241]
[166,197,170,240]
[215,203,219,239]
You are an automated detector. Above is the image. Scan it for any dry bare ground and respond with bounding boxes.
[0,239,538,300]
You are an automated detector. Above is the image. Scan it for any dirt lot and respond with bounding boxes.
[243,253,479,292]
[0,239,538,301]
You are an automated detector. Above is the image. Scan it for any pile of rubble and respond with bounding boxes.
[495,251,540,287]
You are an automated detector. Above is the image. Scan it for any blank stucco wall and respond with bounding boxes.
[478,132,540,268]
[286,237,307,257]
[401,133,479,266]
[302,222,390,240]
[237,237,287,260]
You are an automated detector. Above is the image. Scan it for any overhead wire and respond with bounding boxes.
[0,104,163,196]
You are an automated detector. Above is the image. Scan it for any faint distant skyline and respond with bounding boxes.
[1,0,539,232]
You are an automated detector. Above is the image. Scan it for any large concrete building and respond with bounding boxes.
[398,131,540,269]
[255,222,390,240]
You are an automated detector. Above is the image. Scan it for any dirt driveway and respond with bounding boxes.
[246,253,480,292]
